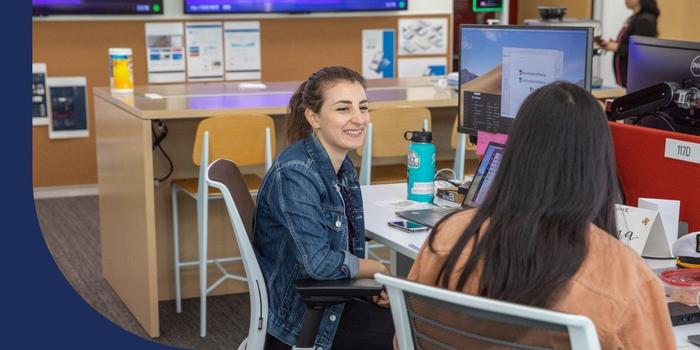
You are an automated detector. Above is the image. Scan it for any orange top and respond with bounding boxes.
[405,209,676,349]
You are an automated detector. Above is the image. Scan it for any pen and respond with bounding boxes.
[408,243,421,252]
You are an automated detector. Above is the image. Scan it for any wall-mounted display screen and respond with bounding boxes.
[32,0,163,16]
[184,0,407,14]
[473,0,502,12]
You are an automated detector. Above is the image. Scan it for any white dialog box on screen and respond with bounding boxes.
[500,47,564,118]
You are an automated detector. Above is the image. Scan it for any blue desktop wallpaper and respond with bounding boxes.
[460,27,589,86]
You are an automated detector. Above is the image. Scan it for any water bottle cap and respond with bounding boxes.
[404,130,432,143]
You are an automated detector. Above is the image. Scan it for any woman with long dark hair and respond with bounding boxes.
[254,66,393,350]
[599,0,660,87]
[406,82,674,348]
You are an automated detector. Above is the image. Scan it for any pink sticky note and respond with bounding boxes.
[476,131,508,156]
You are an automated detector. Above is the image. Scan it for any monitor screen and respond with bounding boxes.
[33,0,163,15]
[464,142,505,207]
[458,25,592,135]
[627,36,700,93]
[473,0,502,12]
[184,0,408,14]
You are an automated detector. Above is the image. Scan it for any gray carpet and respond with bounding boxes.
[34,195,249,349]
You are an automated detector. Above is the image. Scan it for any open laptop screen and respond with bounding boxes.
[464,142,505,207]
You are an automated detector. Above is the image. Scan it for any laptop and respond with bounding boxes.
[396,142,505,228]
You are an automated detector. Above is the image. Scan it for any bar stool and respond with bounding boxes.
[171,113,275,337]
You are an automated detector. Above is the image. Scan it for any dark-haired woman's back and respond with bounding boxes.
[407,209,675,349]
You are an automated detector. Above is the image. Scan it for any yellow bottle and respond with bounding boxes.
[109,48,133,93]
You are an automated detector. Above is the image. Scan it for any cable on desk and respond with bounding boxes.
[152,120,173,184]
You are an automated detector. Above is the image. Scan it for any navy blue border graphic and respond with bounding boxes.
[10,3,167,348]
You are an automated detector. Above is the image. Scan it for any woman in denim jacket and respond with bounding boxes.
[254,66,393,350]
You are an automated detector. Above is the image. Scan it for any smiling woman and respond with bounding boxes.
[253,66,394,350]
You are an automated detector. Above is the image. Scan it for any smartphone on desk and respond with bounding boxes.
[388,220,429,233]
[689,334,700,347]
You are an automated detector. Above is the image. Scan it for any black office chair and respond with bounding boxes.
[206,158,382,349]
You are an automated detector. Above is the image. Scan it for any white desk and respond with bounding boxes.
[361,183,700,349]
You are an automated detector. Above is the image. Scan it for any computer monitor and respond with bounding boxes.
[626,36,700,135]
[457,25,593,135]
[627,36,700,93]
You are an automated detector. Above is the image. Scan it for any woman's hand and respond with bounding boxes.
[357,258,389,279]
[598,38,619,52]
[372,288,390,308]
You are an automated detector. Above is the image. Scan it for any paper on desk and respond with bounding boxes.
[476,131,508,156]
[374,199,433,211]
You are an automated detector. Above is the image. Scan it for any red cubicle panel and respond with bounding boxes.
[609,122,700,233]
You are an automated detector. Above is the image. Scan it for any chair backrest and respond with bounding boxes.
[193,113,276,167]
[357,107,432,158]
[206,159,268,349]
[374,274,600,350]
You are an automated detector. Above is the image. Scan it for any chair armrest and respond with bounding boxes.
[293,279,383,348]
[294,278,382,299]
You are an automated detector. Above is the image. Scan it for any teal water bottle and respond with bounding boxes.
[405,130,435,203]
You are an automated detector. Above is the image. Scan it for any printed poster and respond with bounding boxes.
[398,18,448,56]
[33,63,50,126]
[185,22,224,81]
[47,77,89,139]
[224,21,262,81]
[145,22,186,83]
[398,57,447,78]
[362,29,395,79]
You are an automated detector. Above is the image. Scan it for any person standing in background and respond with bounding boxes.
[598,0,659,87]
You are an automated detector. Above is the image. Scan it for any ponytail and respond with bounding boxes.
[285,66,366,145]
[286,81,312,145]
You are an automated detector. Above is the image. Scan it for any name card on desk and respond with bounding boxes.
[639,198,680,258]
[615,204,658,256]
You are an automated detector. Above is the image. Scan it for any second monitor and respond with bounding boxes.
[458,25,593,135]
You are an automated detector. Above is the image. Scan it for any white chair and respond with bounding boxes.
[374,273,601,350]
[206,158,382,349]
[171,113,275,337]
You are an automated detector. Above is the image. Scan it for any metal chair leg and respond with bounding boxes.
[172,184,182,314]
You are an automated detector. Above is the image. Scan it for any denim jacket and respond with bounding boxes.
[253,133,366,349]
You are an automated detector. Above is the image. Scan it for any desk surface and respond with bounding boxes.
[93,78,625,120]
[362,183,698,349]
[93,77,458,120]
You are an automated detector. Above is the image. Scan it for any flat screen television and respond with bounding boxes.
[183,0,408,14]
[32,0,163,16]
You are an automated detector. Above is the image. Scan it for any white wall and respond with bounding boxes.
[593,0,633,87]
[34,0,453,21]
